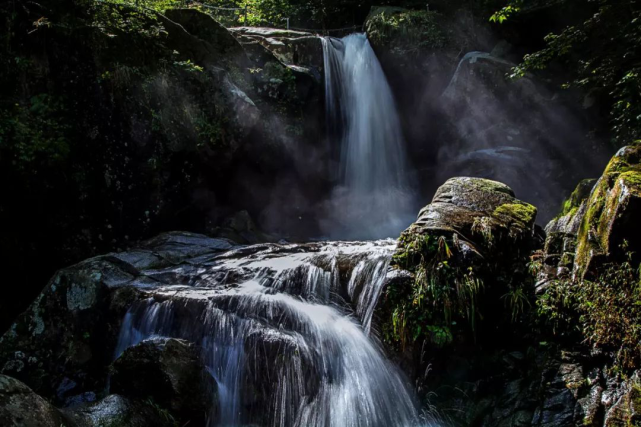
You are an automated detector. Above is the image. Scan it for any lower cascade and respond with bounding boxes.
[113,239,434,427]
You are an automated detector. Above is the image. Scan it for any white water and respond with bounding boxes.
[114,241,436,427]
[321,34,415,239]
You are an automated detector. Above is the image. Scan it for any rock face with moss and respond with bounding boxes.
[537,178,597,290]
[574,143,641,279]
[381,177,539,351]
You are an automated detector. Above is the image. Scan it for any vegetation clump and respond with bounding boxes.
[385,232,483,349]
[537,249,641,369]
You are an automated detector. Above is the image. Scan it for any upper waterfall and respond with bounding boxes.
[321,33,415,239]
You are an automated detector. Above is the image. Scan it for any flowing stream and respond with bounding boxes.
[114,240,434,427]
[321,34,415,239]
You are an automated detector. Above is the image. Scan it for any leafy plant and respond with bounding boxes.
[386,232,484,349]
[492,0,641,145]
[537,250,641,369]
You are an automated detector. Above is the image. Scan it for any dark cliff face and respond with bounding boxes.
[0,3,325,332]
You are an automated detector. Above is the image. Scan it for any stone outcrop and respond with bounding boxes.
[573,144,641,278]
[380,177,540,348]
[229,27,323,69]
[0,375,66,427]
[111,337,213,424]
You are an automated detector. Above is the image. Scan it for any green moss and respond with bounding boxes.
[558,178,597,218]
[619,170,641,189]
[493,203,537,226]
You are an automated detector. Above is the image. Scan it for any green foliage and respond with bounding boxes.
[197,0,357,28]
[90,1,169,38]
[366,10,447,55]
[173,59,204,73]
[537,250,641,369]
[0,94,71,172]
[493,0,641,145]
[386,232,483,349]
[502,286,531,322]
[489,0,522,23]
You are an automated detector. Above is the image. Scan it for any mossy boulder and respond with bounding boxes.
[380,177,539,350]
[111,337,213,425]
[574,143,641,279]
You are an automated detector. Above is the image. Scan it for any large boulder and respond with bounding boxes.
[111,337,213,424]
[380,177,540,350]
[0,375,65,427]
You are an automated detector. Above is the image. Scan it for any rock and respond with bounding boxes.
[537,178,597,291]
[379,177,539,351]
[211,210,278,244]
[229,27,323,68]
[395,176,538,274]
[0,375,65,427]
[62,394,177,427]
[111,337,213,424]
[574,143,641,279]
[164,8,247,61]
[603,372,641,426]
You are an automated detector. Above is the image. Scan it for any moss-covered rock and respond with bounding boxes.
[537,178,597,291]
[574,143,641,279]
[380,177,539,350]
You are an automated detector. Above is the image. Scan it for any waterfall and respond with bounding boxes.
[321,34,415,239]
[114,240,437,427]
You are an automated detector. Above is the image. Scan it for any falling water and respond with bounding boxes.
[321,34,415,239]
[114,241,435,427]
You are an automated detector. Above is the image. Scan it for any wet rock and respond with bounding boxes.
[0,374,65,427]
[111,337,213,424]
[62,394,176,427]
[0,256,142,402]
